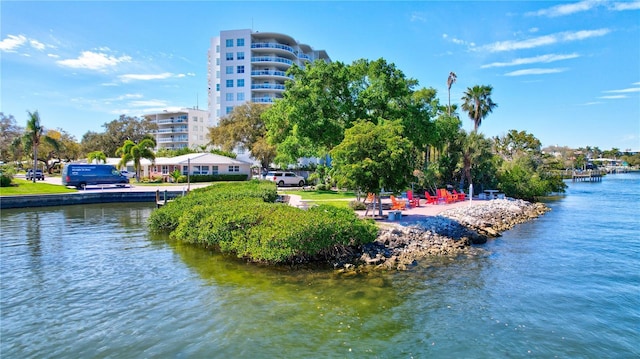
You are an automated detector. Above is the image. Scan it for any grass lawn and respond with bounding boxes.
[0,179,77,196]
[280,189,362,209]
[280,189,359,201]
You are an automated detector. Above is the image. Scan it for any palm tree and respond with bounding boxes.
[87,150,107,164]
[23,111,59,181]
[461,85,497,132]
[447,72,457,116]
[116,138,156,181]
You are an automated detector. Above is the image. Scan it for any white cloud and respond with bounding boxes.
[603,87,640,94]
[57,51,132,71]
[482,53,579,68]
[442,33,475,47]
[504,68,567,76]
[528,0,640,16]
[479,29,610,52]
[527,0,604,17]
[410,12,426,22]
[609,1,640,11]
[118,72,189,82]
[599,95,627,99]
[0,34,27,52]
[129,100,168,107]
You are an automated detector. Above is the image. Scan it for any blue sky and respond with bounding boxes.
[1,0,639,151]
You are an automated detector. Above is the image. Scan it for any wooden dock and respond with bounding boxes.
[572,170,603,182]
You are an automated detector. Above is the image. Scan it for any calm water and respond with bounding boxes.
[1,173,639,358]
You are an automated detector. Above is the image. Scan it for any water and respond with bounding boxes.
[1,173,639,358]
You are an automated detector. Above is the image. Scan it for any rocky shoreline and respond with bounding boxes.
[339,198,550,271]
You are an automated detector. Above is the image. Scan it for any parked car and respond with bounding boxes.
[265,171,306,187]
[62,164,129,189]
[120,170,136,179]
[26,169,45,181]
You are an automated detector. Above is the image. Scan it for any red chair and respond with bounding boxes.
[424,192,438,205]
[390,195,407,210]
[406,190,420,207]
[437,189,456,204]
[453,189,466,201]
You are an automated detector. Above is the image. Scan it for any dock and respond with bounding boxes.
[572,170,603,182]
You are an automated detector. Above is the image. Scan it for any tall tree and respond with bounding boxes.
[0,113,23,163]
[22,111,59,181]
[116,138,156,181]
[208,103,275,168]
[85,115,158,157]
[447,72,457,116]
[330,119,413,215]
[87,151,107,164]
[461,85,497,132]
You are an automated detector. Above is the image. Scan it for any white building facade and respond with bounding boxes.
[207,29,330,127]
[145,108,209,151]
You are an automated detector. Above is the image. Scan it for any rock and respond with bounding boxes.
[343,198,549,271]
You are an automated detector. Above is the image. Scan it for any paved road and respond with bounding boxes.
[33,175,211,193]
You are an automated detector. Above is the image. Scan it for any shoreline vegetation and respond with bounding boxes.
[149,181,550,271]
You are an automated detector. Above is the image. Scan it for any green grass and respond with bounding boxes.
[0,179,77,196]
[280,189,358,201]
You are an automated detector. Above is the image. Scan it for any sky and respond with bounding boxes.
[1,0,639,151]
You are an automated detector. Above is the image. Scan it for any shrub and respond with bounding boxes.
[149,181,377,263]
[349,200,367,210]
[0,165,16,187]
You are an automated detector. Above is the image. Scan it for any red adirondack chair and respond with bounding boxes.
[453,189,466,201]
[424,191,438,205]
[406,190,420,207]
[390,195,407,210]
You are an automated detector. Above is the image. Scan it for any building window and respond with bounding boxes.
[216,84,220,91]
[237,38,244,46]
[237,79,245,87]
[226,106,233,114]
[216,70,220,79]
[212,166,219,175]
[237,92,245,101]
[237,65,244,74]
[226,52,233,61]
[226,93,233,101]
[237,51,245,60]
[225,39,233,47]
[161,165,169,175]
[229,165,240,173]
[216,45,220,53]
[226,79,233,87]
[226,66,233,74]
[216,58,220,65]
[182,165,188,175]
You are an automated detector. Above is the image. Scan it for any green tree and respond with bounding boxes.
[0,113,23,163]
[493,130,542,161]
[22,111,60,181]
[116,138,156,181]
[264,58,419,167]
[447,71,457,116]
[208,103,275,168]
[461,85,497,132]
[84,115,158,157]
[87,151,107,164]
[330,120,413,215]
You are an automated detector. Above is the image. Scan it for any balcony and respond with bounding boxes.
[157,118,187,125]
[251,83,285,91]
[251,69,292,79]
[156,127,188,134]
[251,42,295,56]
[158,136,188,143]
[252,97,276,103]
[251,56,293,66]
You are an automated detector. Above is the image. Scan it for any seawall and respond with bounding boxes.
[0,190,185,210]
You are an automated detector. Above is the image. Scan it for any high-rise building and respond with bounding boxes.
[145,108,209,150]
[207,29,330,127]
